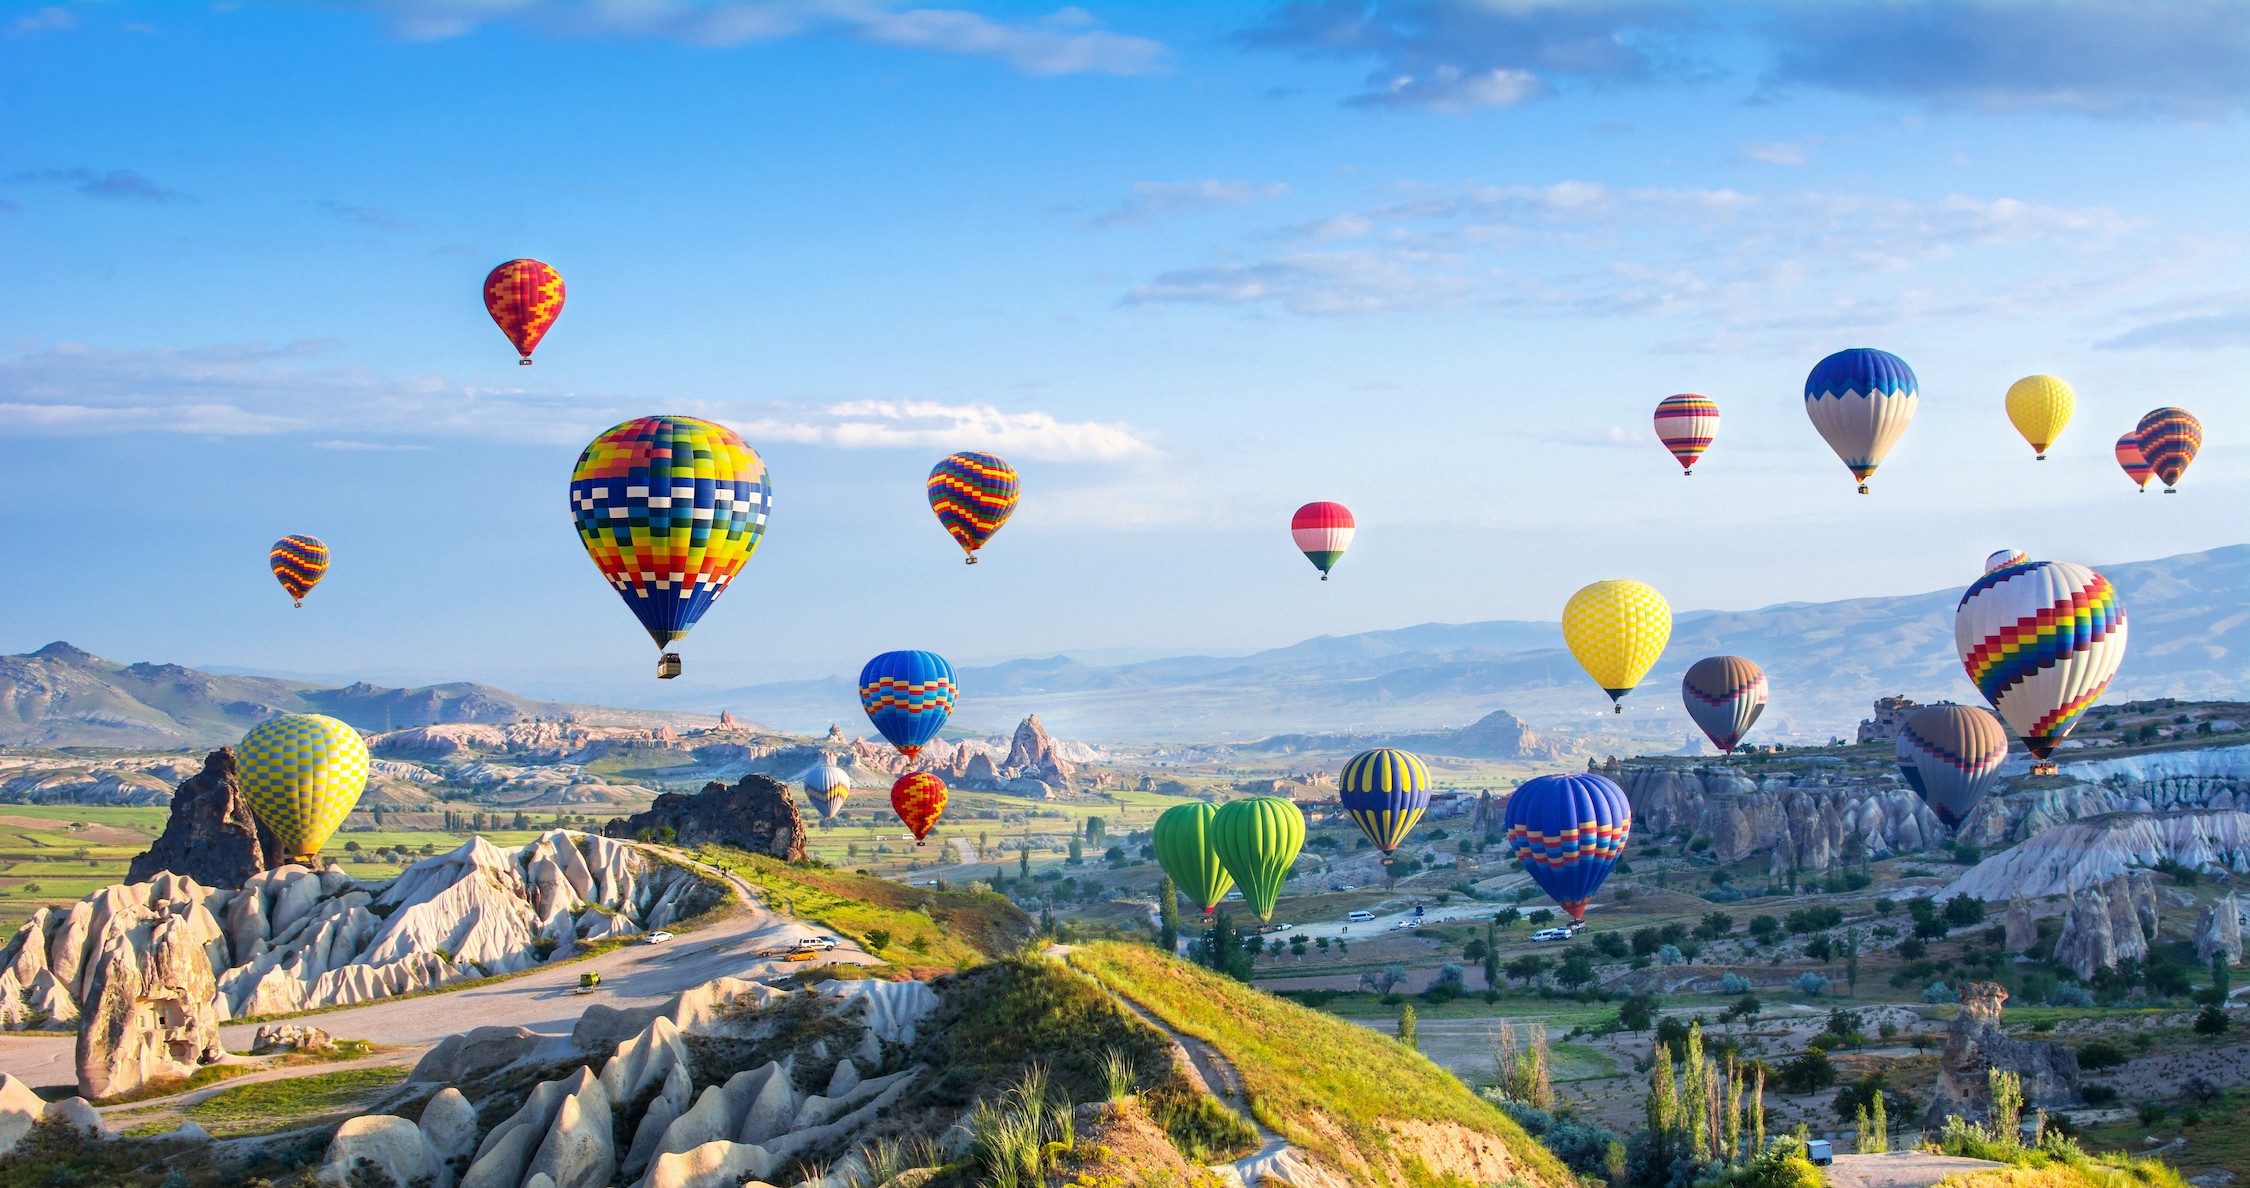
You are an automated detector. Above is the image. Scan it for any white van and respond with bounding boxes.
[1347,910,1375,922]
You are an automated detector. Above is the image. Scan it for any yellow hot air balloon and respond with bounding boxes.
[1563,580,1672,712]
[238,714,370,864]
[2004,375,2075,460]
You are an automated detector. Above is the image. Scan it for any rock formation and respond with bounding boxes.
[1002,715,1076,789]
[2051,871,2159,980]
[72,873,228,1099]
[1425,709,1573,760]
[1856,695,1925,744]
[1621,765,1944,871]
[2003,898,2038,953]
[2197,891,2243,967]
[1955,743,2250,849]
[124,748,286,889]
[602,775,807,860]
[0,831,717,1034]
[1924,982,2081,1126]
[0,1074,98,1159]
[1942,810,2250,901]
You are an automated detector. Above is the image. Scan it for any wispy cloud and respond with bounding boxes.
[1737,137,1819,166]
[1239,1,2250,118]
[2098,301,2250,351]
[0,341,1153,460]
[7,168,185,203]
[14,6,73,32]
[1083,180,1289,229]
[317,200,409,230]
[348,1,1168,76]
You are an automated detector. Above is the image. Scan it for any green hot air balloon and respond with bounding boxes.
[1212,797,1305,923]
[1153,802,1233,916]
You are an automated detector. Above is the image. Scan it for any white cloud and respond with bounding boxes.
[0,341,1151,461]
[1084,180,1290,229]
[14,6,72,32]
[351,1,1168,75]
[1360,65,1546,111]
[1738,139,1815,166]
[1128,250,1470,316]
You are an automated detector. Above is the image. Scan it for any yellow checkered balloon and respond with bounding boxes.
[2004,374,2075,460]
[1562,579,1673,711]
[238,714,369,862]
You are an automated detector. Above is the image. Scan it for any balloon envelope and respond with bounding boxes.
[1291,502,1355,579]
[269,535,329,606]
[927,452,1020,563]
[1898,705,2009,827]
[483,259,565,363]
[1563,580,1672,709]
[2135,407,2202,491]
[240,714,369,862]
[1681,656,1767,754]
[1956,561,2127,761]
[890,773,947,842]
[2004,375,2074,459]
[569,416,770,651]
[1153,802,1234,915]
[1893,731,1929,797]
[859,650,956,758]
[1501,773,1630,923]
[1653,394,1719,474]
[1339,748,1432,855]
[1211,797,1304,922]
[1804,348,1918,493]
[805,763,852,820]
[1984,549,2029,574]
[2114,434,2153,491]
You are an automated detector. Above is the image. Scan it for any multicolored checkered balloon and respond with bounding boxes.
[239,714,369,863]
[570,416,770,653]
[927,452,1019,564]
[484,258,564,364]
[269,535,329,607]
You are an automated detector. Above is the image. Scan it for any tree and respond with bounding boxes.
[2203,955,2233,1006]
[1157,874,1179,952]
[1941,894,1987,928]
[1527,909,1555,926]
[1631,927,1663,957]
[1085,816,1106,846]
[1618,993,1658,1032]
[1748,915,1780,942]
[1019,846,1031,879]
[1725,994,1762,1028]
[1398,1002,1418,1051]
[1696,911,1735,940]
[1776,1049,1836,1094]
[343,840,361,853]
[2195,1006,2230,1035]
[1464,939,1490,963]
[1496,906,1522,928]
[1557,948,1598,990]
[1505,954,1552,987]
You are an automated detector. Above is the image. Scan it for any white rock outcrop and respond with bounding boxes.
[2197,891,2243,967]
[72,873,229,1099]
[0,1074,98,1159]
[319,1114,452,1188]
[1623,766,1943,871]
[2052,872,2160,980]
[1942,810,2250,901]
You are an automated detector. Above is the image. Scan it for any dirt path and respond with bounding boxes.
[1824,1151,2005,1188]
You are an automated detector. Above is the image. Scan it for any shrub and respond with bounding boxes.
[1922,980,1954,1004]
[2049,983,2094,1008]
[1657,944,1684,966]
[2076,1040,2126,1070]
[1794,972,1829,998]
[2194,1006,2229,1035]
[2080,1084,2118,1105]
[1776,1049,1836,1094]
[1719,973,1752,994]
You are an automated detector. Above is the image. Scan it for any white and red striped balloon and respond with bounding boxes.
[1291,502,1355,581]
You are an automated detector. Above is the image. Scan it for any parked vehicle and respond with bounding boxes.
[1531,927,1574,942]
[574,971,601,994]
[1806,1140,1833,1166]
[646,930,675,944]
[1346,910,1375,922]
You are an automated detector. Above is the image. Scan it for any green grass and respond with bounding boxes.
[2077,1087,2250,1181]
[1069,940,1574,1186]
[176,1065,410,1137]
[94,1061,265,1106]
[697,846,1034,967]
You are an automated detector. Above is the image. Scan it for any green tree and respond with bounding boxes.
[1067,836,1083,864]
[1157,874,1180,952]
[1617,993,1658,1032]
[1019,846,1031,879]
[1397,1002,1418,1051]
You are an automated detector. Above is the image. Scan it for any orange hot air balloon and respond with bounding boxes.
[890,773,948,845]
[483,259,565,364]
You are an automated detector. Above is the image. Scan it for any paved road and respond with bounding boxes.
[1824,1152,2004,1188]
[0,846,878,1092]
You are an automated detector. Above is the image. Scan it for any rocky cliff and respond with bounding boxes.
[0,831,719,1032]
[603,775,808,860]
[1621,765,1944,871]
[73,872,229,1098]
[124,748,286,888]
[2051,871,2160,980]
[1956,743,2250,848]
[1925,982,2081,1125]
[1942,809,2250,901]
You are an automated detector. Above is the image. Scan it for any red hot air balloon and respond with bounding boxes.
[1653,394,1719,475]
[484,259,565,364]
[1291,502,1354,580]
[890,773,948,844]
[2114,433,2153,492]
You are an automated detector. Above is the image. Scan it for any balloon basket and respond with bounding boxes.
[657,653,683,679]
[293,600,303,608]
[2031,761,2059,777]
[964,555,978,565]
[2165,487,2178,494]
[1857,484,1869,494]
[2036,454,2047,461]
[1320,574,1329,581]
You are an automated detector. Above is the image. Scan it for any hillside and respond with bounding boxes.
[707,544,2250,743]
[0,642,721,748]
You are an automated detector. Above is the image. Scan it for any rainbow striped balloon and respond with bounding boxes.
[2135,407,2202,492]
[859,650,956,759]
[1501,773,1631,923]
[269,535,329,607]
[1339,748,1432,856]
[1956,561,2127,762]
[1984,549,2029,574]
[1653,394,1719,474]
[927,452,1020,564]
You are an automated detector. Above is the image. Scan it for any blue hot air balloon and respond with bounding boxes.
[1338,748,1432,862]
[1500,773,1632,923]
[858,650,956,760]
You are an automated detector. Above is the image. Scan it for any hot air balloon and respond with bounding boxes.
[890,773,947,844]
[2115,433,2153,492]
[2004,375,2074,461]
[569,416,770,679]
[1211,797,1304,923]
[1984,549,2028,574]
[1563,580,1672,712]
[1956,561,2127,776]
[1897,705,2009,827]
[1653,394,1719,475]
[2135,407,2203,493]
[1153,802,1234,916]
[1681,656,1766,754]
[927,452,1019,564]
[859,650,956,759]
[804,762,853,820]
[484,258,565,365]
[239,714,370,864]
[269,535,330,607]
[1339,748,1431,862]
[1893,731,1929,797]
[1804,348,1918,494]
[1291,502,1354,581]
[1501,773,1630,923]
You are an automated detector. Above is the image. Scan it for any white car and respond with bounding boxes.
[806,936,839,950]
[1530,927,1573,942]
[646,930,675,944]
[1346,910,1375,922]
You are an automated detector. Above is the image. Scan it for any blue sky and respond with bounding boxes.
[2,0,2245,713]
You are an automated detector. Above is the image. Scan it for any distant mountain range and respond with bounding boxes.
[0,642,709,749]
[706,545,2250,744]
